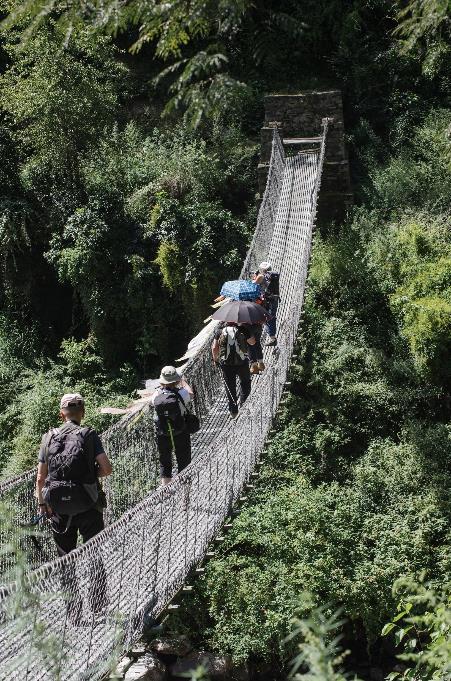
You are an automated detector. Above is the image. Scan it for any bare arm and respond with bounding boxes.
[36,462,48,505]
[96,453,113,478]
[180,378,194,395]
[211,339,220,362]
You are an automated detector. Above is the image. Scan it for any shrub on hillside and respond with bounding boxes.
[45,123,254,364]
[368,109,451,215]
[171,427,450,664]
[0,337,133,478]
[383,576,451,680]
[369,214,451,386]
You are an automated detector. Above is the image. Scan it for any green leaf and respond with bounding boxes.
[407,637,417,649]
[395,627,407,645]
[382,622,396,636]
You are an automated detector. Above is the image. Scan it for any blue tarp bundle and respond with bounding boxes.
[220,280,262,301]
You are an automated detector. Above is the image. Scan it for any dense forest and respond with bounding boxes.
[0,0,450,678]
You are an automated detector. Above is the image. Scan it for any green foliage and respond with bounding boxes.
[367,110,451,212]
[394,0,450,57]
[154,241,184,293]
[47,123,253,360]
[0,23,123,184]
[0,22,124,321]
[170,424,450,663]
[383,576,451,680]
[288,603,361,680]
[155,51,248,129]
[2,0,306,127]
[1,94,255,363]
[369,213,451,384]
[0,335,134,477]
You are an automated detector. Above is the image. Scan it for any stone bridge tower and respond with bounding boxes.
[259,91,353,224]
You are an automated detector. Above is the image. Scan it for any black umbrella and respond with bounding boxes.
[212,300,267,324]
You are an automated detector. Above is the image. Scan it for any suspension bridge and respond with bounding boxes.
[0,119,329,680]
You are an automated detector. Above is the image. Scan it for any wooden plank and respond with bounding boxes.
[283,137,322,144]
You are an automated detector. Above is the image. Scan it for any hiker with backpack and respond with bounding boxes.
[151,366,196,486]
[36,393,112,622]
[253,261,280,346]
[36,393,112,553]
[211,322,256,417]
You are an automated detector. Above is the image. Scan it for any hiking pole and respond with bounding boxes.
[216,363,239,413]
[19,512,47,528]
[168,421,176,453]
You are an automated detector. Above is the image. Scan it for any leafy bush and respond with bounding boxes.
[0,24,123,180]
[0,336,134,477]
[170,427,450,665]
[369,214,451,385]
[289,602,362,680]
[43,123,255,364]
[383,576,451,680]
[367,110,451,215]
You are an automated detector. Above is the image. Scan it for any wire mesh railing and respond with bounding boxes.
[0,126,288,577]
[0,120,328,680]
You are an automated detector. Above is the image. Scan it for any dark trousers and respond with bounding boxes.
[52,508,104,555]
[221,363,251,414]
[157,431,191,478]
[51,508,107,621]
[264,296,279,337]
[248,326,263,362]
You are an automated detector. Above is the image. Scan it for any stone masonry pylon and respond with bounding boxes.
[259,91,353,223]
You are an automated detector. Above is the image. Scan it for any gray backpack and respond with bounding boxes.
[219,326,248,365]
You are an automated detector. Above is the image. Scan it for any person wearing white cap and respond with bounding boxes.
[151,366,194,485]
[253,261,279,347]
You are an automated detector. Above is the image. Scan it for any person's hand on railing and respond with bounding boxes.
[180,377,194,395]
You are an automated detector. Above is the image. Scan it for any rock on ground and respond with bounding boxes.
[124,652,166,681]
[149,636,192,657]
[110,655,134,679]
[171,651,248,680]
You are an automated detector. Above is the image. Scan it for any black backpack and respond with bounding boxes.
[218,326,248,366]
[153,389,187,437]
[265,271,280,297]
[42,423,99,516]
